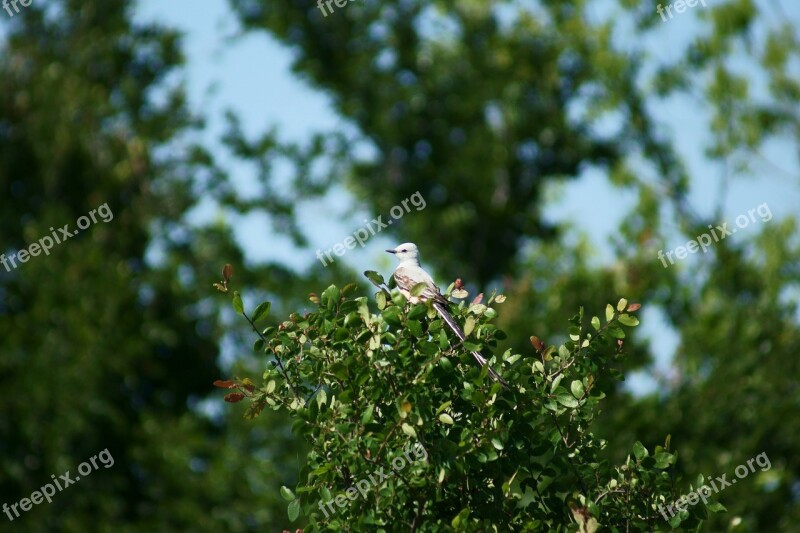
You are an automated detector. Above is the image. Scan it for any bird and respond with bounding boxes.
[386,242,509,388]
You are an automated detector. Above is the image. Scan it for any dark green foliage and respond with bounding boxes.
[0,2,301,530]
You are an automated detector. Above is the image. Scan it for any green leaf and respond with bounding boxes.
[381,307,403,327]
[491,438,504,450]
[463,341,482,352]
[341,282,357,296]
[607,325,625,339]
[451,508,470,528]
[591,316,600,330]
[617,298,628,312]
[556,393,579,408]
[706,501,727,513]
[407,303,427,320]
[407,319,424,338]
[233,291,244,314]
[618,314,640,326]
[570,380,585,397]
[320,486,332,501]
[543,345,555,360]
[334,327,349,341]
[287,499,300,521]
[321,285,340,308]
[451,288,468,299]
[376,291,387,310]
[361,405,374,424]
[401,423,417,437]
[632,441,648,460]
[364,270,385,287]
[280,486,295,502]
[252,301,271,323]
[605,303,614,322]
[438,329,449,350]
[439,413,454,424]
[410,282,428,297]
[464,316,475,336]
[654,451,674,468]
[568,326,580,341]
[316,388,327,408]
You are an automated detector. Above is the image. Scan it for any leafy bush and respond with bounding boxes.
[216,269,708,531]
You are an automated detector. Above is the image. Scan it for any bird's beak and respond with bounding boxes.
[385,249,396,254]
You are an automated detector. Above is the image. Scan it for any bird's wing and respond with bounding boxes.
[392,265,508,388]
[393,265,446,304]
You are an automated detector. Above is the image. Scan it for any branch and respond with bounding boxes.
[241,309,301,402]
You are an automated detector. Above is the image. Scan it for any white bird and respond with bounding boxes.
[386,243,508,388]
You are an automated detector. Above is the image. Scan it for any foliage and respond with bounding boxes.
[0,1,301,530]
[3,0,798,530]
[217,272,710,531]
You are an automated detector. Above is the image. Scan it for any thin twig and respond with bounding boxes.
[410,499,424,532]
[241,310,301,401]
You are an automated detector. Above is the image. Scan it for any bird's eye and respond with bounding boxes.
[401,249,407,252]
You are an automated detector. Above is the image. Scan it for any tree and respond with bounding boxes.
[0,1,301,529]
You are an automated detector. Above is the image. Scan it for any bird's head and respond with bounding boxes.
[386,242,419,263]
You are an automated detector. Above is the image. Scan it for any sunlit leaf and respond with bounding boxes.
[252,301,271,323]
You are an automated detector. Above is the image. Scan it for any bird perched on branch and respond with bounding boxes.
[386,242,508,388]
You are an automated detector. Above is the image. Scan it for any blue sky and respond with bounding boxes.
[135,0,800,394]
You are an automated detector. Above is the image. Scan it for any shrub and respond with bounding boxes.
[216,269,704,531]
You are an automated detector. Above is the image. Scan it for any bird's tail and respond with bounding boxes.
[433,302,509,389]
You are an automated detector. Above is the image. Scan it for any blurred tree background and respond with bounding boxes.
[1,0,798,530]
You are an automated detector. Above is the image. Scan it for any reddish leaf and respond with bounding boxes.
[224,392,245,403]
[222,264,233,282]
[213,379,237,389]
[530,336,544,352]
[454,278,463,289]
[471,293,484,305]
[243,384,255,393]
[627,303,642,312]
